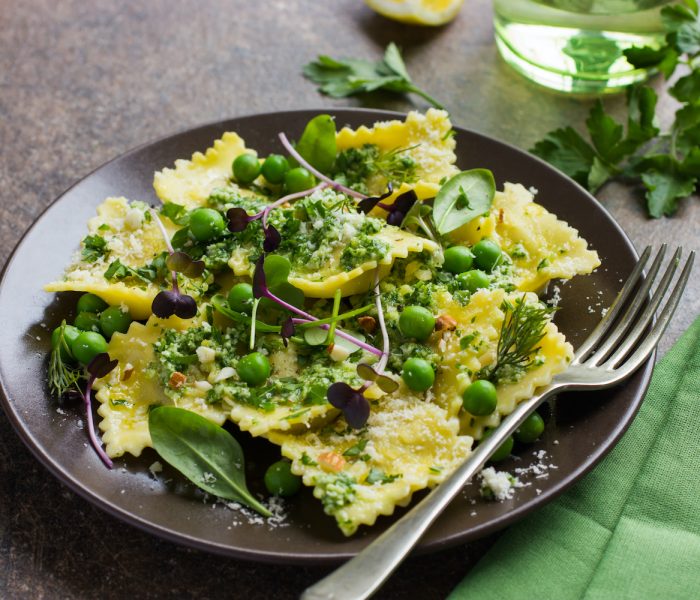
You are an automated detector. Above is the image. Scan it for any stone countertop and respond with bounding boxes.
[0,1,697,598]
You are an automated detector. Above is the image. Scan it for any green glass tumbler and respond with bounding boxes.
[494,0,673,95]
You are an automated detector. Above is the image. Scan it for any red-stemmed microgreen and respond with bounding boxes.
[325,270,396,429]
[149,208,201,319]
[83,353,118,469]
[278,132,367,199]
[358,187,418,227]
[280,317,296,347]
[327,381,371,429]
[252,255,383,357]
[227,182,329,251]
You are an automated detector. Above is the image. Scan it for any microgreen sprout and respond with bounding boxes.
[226,182,329,251]
[149,209,201,319]
[326,270,396,429]
[327,382,371,430]
[278,132,367,199]
[83,353,118,469]
[280,317,296,347]
[252,255,383,357]
[359,188,418,227]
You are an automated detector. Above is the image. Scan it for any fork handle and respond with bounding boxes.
[301,383,562,600]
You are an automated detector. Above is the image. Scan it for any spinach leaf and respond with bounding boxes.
[295,114,337,174]
[432,169,495,235]
[148,406,271,516]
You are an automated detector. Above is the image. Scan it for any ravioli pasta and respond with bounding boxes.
[47,110,600,536]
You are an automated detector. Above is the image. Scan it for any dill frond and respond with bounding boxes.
[480,296,555,384]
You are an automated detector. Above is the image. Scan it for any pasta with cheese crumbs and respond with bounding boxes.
[46,109,599,536]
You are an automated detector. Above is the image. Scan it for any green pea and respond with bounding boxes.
[189,208,225,242]
[456,269,490,293]
[71,331,108,365]
[514,412,545,444]
[51,324,80,361]
[462,379,497,416]
[482,429,514,463]
[398,306,435,342]
[443,246,474,274]
[472,239,502,272]
[261,154,290,184]
[264,460,302,497]
[74,312,101,332]
[227,283,254,314]
[76,293,108,314]
[99,306,133,338]
[401,357,435,392]
[236,352,271,386]
[284,167,316,194]
[233,153,261,185]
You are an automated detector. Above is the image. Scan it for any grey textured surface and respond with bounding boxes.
[0,0,697,598]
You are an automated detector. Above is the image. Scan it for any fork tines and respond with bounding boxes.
[573,245,695,379]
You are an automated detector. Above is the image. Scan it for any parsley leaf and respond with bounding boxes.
[532,1,700,218]
[81,234,108,263]
[303,43,444,109]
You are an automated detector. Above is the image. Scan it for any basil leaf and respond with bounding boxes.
[148,406,271,516]
[295,114,337,174]
[432,169,495,235]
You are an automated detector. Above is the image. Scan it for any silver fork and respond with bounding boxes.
[302,245,695,600]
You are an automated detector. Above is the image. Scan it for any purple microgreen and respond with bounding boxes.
[253,256,384,357]
[327,382,371,429]
[152,290,198,319]
[252,255,268,299]
[149,208,200,319]
[226,207,255,232]
[278,132,367,199]
[280,317,295,347]
[357,184,394,214]
[374,189,418,226]
[82,359,115,469]
[263,223,281,252]
[87,353,118,379]
[166,251,205,278]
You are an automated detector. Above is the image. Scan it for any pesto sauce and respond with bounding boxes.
[153,321,362,412]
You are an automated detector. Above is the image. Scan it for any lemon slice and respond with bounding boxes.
[364,0,464,26]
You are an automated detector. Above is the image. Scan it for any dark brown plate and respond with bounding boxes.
[0,109,652,565]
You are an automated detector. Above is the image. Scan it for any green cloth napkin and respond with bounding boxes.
[450,316,700,600]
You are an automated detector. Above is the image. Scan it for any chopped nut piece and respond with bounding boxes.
[121,364,134,382]
[168,371,187,389]
[357,316,377,334]
[498,208,504,223]
[318,451,346,473]
[435,314,458,331]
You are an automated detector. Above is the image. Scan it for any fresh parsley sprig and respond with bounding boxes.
[303,43,444,109]
[531,1,700,218]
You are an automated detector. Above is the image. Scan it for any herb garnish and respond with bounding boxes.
[48,320,82,397]
[479,296,554,384]
[358,188,418,226]
[531,2,700,217]
[81,234,109,263]
[149,209,203,319]
[148,406,271,516]
[303,43,444,109]
[334,145,418,195]
[432,169,496,235]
